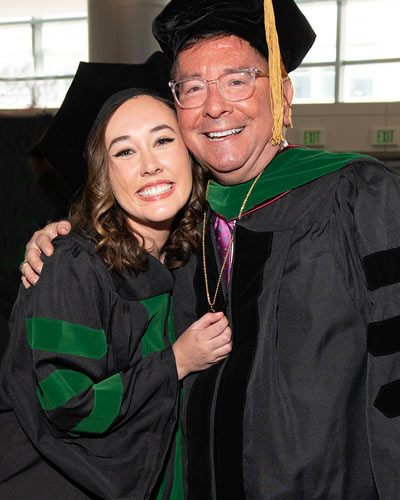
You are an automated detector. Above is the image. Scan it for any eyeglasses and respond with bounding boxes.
[169,67,267,109]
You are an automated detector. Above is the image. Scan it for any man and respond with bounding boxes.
[21,0,400,498]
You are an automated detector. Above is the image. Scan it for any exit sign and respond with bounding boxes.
[301,129,325,147]
[371,127,399,146]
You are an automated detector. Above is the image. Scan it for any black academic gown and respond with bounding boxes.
[0,232,181,500]
[172,157,400,499]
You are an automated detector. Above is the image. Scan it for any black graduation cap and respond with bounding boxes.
[37,51,172,195]
[152,0,316,73]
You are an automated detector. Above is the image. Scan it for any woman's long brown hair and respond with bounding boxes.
[69,96,206,273]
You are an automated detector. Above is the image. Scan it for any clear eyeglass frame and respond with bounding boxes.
[169,67,267,109]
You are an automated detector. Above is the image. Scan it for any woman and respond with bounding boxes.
[0,53,231,499]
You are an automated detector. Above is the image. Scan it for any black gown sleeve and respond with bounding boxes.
[5,236,180,499]
[337,161,400,498]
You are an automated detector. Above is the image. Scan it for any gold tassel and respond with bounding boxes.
[285,68,293,130]
[264,0,285,146]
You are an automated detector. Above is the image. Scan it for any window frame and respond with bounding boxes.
[296,0,400,102]
[0,15,87,107]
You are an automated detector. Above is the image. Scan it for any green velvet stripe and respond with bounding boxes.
[140,293,170,357]
[26,317,107,359]
[36,369,93,411]
[141,295,183,498]
[155,466,167,500]
[207,148,370,221]
[70,373,123,434]
[170,397,184,499]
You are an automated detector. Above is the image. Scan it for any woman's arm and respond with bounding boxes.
[7,235,179,497]
[7,234,231,498]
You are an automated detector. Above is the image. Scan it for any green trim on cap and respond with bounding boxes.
[26,316,107,359]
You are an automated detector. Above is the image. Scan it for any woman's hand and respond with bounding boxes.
[21,220,71,288]
[172,311,232,380]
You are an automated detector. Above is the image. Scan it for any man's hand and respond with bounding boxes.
[21,220,71,288]
[172,311,232,380]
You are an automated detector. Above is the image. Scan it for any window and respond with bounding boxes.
[0,14,87,109]
[292,0,400,103]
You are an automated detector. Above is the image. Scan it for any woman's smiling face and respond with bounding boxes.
[105,95,193,235]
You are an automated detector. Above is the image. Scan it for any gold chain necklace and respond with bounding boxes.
[202,170,264,312]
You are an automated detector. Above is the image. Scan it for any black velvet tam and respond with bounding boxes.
[37,51,172,195]
[152,0,316,72]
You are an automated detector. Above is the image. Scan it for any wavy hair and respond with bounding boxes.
[70,96,206,273]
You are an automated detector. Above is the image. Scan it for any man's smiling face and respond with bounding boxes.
[174,35,290,185]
